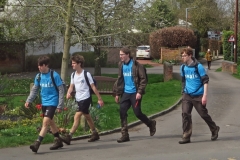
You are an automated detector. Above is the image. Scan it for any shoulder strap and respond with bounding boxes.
[84,70,91,88]
[72,71,75,79]
[50,70,59,92]
[37,73,41,82]
[194,63,201,78]
[84,70,93,105]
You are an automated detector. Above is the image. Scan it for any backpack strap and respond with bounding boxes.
[84,70,91,89]
[37,73,41,82]
[72,71,75,79]
[50,70,59,92]
[84,70,93,105]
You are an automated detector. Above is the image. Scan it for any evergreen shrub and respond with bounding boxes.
[149,26,197,59]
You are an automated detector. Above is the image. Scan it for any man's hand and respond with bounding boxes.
[202,95,207,106]
[66,93,71,99]
[136,93,142,100]
[98,99,104,107]
[25,102,30,108]
[56,108,62,113]
[115,96,119,103]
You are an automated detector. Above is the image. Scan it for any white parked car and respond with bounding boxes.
[136,45,151,59]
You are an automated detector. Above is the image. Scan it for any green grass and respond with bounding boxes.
[0,74,181,148]
[0,96,27,110]
[215,67,222,72]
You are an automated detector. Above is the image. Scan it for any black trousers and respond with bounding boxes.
[207,61,211,69]
[120,93,151,126]
[182,93,217,138]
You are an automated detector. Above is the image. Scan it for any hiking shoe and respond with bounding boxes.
[149,120,156,136]
[117,135,130,143]
[60,135,71,145]
[49,138,63,150]
[211,126,220,141]
[30,140,41,153]
[179,138,191,144]
[88,132,100,142]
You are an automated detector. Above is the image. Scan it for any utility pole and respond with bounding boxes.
[234,0,238,63]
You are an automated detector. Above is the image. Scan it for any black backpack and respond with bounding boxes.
[37,70,66,93]
[72,70,97,94]
[181,63,203,95]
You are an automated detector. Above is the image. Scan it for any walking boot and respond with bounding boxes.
[30,140,41,153]
[49,137,63,150]
[179,137,191,144]
[117,133,130,143]
[117,118,130,143]
[88,131,100,142]
[60,134,71,145]
[148,120,156,136]
[211,126,220,141]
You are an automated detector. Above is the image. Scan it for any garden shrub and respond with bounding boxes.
[149,26,197,59]
[0,119,17,130]
[72,51,107,67]
[25,52,67,71]
[222,31,234,61]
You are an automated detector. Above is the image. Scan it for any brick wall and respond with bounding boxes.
[222,60,237,74]
[101,47,137,65]
[163,62,173,82]
[160,47,182,64]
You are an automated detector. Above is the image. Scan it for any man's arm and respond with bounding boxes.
[202,83,208,105]
[25,85,39,108]
[57,85,64,109]
[91,84,104,107]
[66,84,74,99]
[137,64,147,95]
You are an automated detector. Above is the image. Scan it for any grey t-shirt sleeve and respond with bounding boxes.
[26,85,39,103]
[57,84,64,109]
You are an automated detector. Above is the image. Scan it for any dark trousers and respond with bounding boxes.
[207,61,211,69]
[120,93,151,126]
[182,93,217,138]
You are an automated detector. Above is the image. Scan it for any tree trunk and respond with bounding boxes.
[94,47,101,76]
[60,0,73,82]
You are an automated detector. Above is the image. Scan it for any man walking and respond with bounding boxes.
[60,55,104,145]
[114,46,156,143]
[25,56,65,153]
[179,47,220,144]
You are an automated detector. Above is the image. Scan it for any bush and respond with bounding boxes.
[149,26,197,59]
[25,52,67,71]
[199,52,205,58]
[72,51,107,67]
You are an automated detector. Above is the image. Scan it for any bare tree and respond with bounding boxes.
[1,0,150,79]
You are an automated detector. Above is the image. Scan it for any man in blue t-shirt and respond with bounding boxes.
[179,47,220,144]
[114,47,156,143]
[25,56,65,153]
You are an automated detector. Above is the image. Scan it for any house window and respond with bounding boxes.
[101,36,112,46]
[82,41,91,51]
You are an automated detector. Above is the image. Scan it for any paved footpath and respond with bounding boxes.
[2,59,240,160]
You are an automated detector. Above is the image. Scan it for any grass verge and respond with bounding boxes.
[0,74,181,148]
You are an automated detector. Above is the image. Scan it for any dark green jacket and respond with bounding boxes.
[114,59,147,96]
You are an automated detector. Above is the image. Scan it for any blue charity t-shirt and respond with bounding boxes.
[180,63,206,96]
[123,59,136,93]
[34,71,62,107]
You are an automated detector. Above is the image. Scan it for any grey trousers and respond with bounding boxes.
[181,93,217,138]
